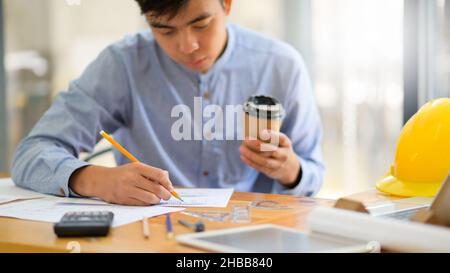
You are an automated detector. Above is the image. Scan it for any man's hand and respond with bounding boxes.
[69,163,175,206]
[239,130,301,187]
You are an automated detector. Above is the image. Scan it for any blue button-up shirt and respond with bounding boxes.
[11,24,325,197]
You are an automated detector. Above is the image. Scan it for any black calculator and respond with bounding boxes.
[54,211,114,237]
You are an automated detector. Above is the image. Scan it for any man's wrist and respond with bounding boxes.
[285,167,302,189]
[69,165,103,198]
[280,157,302,189]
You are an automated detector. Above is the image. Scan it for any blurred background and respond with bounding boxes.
[0,0,449,198]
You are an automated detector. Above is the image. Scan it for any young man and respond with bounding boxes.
[11,0,324,206]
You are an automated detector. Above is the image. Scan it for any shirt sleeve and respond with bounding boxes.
[271,54,325,197]
[11,46,131,197]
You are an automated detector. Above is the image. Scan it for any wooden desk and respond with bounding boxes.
[0,189,397,253]
[0,173,9,179]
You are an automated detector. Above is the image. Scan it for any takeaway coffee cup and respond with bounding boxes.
[243,96,285,143]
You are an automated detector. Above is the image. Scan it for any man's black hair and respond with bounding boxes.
[135,0,223,18]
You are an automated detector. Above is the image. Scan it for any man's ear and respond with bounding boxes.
[223,0,233,16]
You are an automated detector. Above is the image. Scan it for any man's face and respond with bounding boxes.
[146,0,232,73]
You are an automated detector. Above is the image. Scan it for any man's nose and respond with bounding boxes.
[178,32,199,54]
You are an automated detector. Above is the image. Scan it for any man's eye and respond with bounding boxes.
[161,30,175,36]
[193,24,209,30]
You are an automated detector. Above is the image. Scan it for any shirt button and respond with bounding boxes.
[203,171,209,177]
[203,91,210,100]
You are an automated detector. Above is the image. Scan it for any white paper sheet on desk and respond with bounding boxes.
[0,194,20,204]
[0,178,48,199]
[0,194,42,205]
[365,197,433,216]
[0,198,183,228]
[158,188,234,208]
[55,188,235,208]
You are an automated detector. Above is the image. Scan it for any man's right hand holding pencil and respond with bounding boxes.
[69,163,175,206]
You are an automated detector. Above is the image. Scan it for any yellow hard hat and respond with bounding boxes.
[376,98,450,197]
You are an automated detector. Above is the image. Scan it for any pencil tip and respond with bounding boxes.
[172,192,184,202]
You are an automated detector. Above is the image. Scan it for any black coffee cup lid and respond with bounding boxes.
[243,96,285,119]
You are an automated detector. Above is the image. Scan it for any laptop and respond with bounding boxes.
[372,172,450,223]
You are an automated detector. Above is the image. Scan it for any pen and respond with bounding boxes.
[166,214,174,239]
[178,219,205,232]
[99,130,184,202]
[142,217,150,238]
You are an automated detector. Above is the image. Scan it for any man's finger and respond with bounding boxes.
[243,139,278,153]
[240,145,280,169]
[270,147,289,160]
[133,175,172,201]
[128,187,161,205]
[134,163,174,191]
[261,130,291,148]
[125,197,148,206]
[240,144,274,158]
[240,154,274,175]
[243,138,263,152]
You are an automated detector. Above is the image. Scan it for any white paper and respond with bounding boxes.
[0,194,21,205]
[56,197,111,206]
[366,197,433,216]
[55,188,235,208]
[307,207,450,253]
[159,188,234,208]
[0,197,183,227]
[0,178,48,199]
[0,179,228,226]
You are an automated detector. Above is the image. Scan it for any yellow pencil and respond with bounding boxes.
[99,130,184,202]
